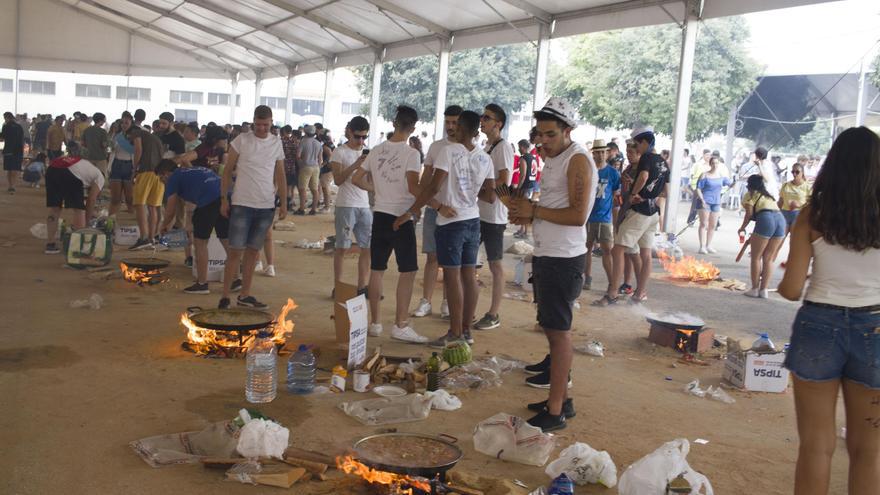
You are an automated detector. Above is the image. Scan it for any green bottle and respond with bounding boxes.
[426,352,441,392]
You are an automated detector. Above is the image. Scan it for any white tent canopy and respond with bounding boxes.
[2,0,831,79]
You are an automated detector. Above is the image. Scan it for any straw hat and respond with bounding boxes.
[591,139,608,151]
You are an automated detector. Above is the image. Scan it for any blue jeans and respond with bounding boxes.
[435,218,480,268]
[784,303,880,389]
[228,205,275,250]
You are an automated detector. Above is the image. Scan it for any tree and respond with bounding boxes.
[551,17,760,141]
[781,119,832,156]
[871,51,880,91]
[354,44,535,123]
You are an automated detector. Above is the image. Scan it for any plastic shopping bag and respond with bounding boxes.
[545,442,617,488]
[618,439,713,495]
[473,413,555,466]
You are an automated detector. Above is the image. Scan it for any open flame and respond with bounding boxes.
[658,251,720,282]
[181,298,296,356]
[120,262,168,285]
[336,455,431,494]
[676,328,696,352]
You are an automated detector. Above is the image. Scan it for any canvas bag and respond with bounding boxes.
[64,228,113,268]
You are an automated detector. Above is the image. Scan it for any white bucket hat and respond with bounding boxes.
[536,97,579,128]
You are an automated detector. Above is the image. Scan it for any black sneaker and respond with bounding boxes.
[527,410,567,432]
[44,242,61,255]
[218,297,230,309]
[618,283,634,295]
[524,354,551,375]
[237,295,268,309]
[525,369,572,389]
[230,278,243,292]
[474,313,500,330]
[294,209,306,216]
[183,282,209,295]
[129,238,153,251]
[527,398,576,418]
[462,328,474,345]
[184,256,193,267]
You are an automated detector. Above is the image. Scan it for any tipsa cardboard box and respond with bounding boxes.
[723,340,790,393]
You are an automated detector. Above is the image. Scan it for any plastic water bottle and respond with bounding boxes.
[246,331,277,403]
[751,332,777,353]
[287,344,316,394]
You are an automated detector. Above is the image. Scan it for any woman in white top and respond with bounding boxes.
[778,126,880,495]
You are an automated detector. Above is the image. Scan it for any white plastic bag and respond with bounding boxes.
[236,419,289,459]
[30,223,48,239]
[575,340,605,357]
[545,442,617,488]
[70,293,104,310]
[425,389,462,411]
[473,413,556,466]
[618,439,713,495]
[339,394,433,425]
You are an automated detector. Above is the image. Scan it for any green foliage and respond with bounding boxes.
[780,119,832,155]
[871,51,880,91]
[551,17,760,141]
[354,44,535,123]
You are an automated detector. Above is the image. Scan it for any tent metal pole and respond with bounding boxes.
[285,65,298,126]
[369,52,383,147]
[254,69,264,116]
[14,0,21,114]
[229,71,239,125]
[433,40,451,141]
[855,56,868,127]
[665,0,702,234]
[322,59,335,126]
[532,22,551,112]
[724,105,736,173]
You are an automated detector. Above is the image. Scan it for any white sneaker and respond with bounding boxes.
[391,324,428,344]
[368,323,383,337]
[411,298,432,317]
[759,289,769,299]
[440,299,450,319]
[264,264,276,277]
[706,246,717,254]
[698,247,709,254]
[744,288,761,298]
[255,261,263,272]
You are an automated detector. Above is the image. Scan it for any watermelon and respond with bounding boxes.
[443,340,472,366]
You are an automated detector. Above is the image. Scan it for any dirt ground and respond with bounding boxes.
[0,187,851,494]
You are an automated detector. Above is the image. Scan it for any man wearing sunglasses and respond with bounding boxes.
[330,116,373,300]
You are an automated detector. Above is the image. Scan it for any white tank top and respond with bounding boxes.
[533,142,598,258]
[805,237,880,307]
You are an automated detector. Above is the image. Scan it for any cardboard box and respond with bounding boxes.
[333,281,359,344]
[723,348,790,393]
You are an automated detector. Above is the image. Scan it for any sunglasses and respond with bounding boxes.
[352,134,369,140]
[792,171,801,175]
[480,114,496,122]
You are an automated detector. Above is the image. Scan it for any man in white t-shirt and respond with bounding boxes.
[352,106,427,344]
[474,103,514,331]
[219,105,287,310]
[395,111,496,347]
[411,105,462,319]
[508,97,597,433]
[330,116,372,296]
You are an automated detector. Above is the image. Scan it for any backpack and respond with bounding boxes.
[63,228,113,269]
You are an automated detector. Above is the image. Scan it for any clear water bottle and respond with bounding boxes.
[246,331,277,403]
[751,332,777,353]
[287,344,316,394]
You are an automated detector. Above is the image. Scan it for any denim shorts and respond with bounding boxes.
[753,210,786,238]
[700,203,721,213]
[109,158,133,182]
[784,302,880,389]
[533,254,586,331]
[228,205,275,250]
[435,218,481,268]
[335,206,372,249]
[781,209,799,228]
[422,207,438,254]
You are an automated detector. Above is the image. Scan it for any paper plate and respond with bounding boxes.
[373,385,407,398]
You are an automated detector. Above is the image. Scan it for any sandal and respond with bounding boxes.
[591,295,620,307]
[629,294,648,304]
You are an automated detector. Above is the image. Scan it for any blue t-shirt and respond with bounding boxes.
[696,176,732,205]
[588,165,621,223]
[164,167,221,207]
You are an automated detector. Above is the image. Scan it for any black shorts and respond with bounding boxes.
[370,212,418,273]
[191,198,229,240]
[45,167,85,209]
[3,153,23,171]
[532,254,585,331]
[480,221,506,262]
